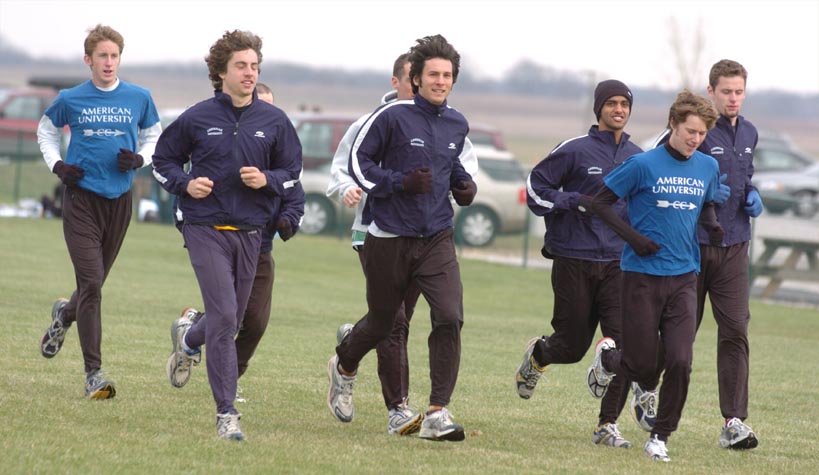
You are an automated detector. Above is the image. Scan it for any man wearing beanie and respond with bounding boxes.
[650,60,760,451]
[516,79,651,449]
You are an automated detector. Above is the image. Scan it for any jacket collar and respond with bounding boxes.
[589,125,631,145]
[414,94,447,115]
[213,89,259,108]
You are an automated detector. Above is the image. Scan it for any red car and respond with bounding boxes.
[0,87,58,160]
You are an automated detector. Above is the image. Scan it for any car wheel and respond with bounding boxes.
[456,206,498,247]
[793,190,818,218]
[301,194,335,234]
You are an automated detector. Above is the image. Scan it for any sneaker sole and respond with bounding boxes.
[327,356,353,423]
[41,298,69,358]
[419,427,465,442]
[87,383,116,400]
[166,352,191,388]
[389,414,424,436]
[722,433,759,450]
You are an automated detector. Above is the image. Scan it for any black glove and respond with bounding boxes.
[52,161,85,186]
[707,224,725,246]
[117,148,144,172]
[629,234,661,257]
[276,217,294,241]
[451,180,477,206]
[401,167,433,194]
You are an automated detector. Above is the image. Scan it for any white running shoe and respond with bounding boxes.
[630,382,657,432]
[41,298,71,358]
[216,413,244,441]
[166,310,201,388]
[515,337,548,399]
[336,323,353,345]
[719,418,759,449]
[235,385,246,403]
[592,422,632,448]
[586,337,616,399]
[388,403,424,435]
[644,434,670,462]
[419,407,465,442]
[327,354,355,422]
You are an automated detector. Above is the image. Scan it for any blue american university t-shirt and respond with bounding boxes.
[45,80,160,199]
[604,146,719,276]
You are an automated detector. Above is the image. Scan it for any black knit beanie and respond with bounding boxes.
[594,79,633,119]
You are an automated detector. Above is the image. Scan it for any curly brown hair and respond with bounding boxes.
[408,34,460,95]
[668,89,719,130]
[205,30,263,91]
[84,24,124,57]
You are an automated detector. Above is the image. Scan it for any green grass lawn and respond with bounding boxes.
[2,218,818,474]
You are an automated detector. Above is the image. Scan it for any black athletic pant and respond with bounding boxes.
[235,251,275,378]
[696,242,751,420]
[356,248,422,410]
[537,257,629,425]
[337,228,463,408]
[61,186,132,374]
[603,271,697,441]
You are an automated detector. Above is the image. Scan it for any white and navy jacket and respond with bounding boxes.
[527,126,642,261]
[348,94,472,238]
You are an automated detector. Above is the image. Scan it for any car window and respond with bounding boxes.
[755,147,812,172]
[297,121,334,160]
[480,158,525,182]
[3,95,44,120]
[469,131,498,148]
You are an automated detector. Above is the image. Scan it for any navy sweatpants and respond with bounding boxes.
[182,225,261,415]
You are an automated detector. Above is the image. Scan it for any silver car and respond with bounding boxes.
[753,139,819,218]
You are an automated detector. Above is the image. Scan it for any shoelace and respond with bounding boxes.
[607,423,623,437]
[338,374,355,406]
[522,357,543,386]
[637,391,657,417]
[219,415,241,434]
[45,320,66,345]
[649,437,668,457]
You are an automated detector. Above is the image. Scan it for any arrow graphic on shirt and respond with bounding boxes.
[83,129,126,137]
[656,200,697,210]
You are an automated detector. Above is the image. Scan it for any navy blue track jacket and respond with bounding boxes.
[527,126,643,260]
[349,94,472,237]
[152,90,302,229]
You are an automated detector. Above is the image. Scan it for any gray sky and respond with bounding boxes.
[2,0,818,94]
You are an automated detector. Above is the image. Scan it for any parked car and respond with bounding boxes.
[0,87,58,160]
[299,144,528,247]
[753,139,819,218]
[291,112,510,170]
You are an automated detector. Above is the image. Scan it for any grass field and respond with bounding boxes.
[2,218,818,474]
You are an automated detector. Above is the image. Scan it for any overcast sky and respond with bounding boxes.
[2,0,817,94]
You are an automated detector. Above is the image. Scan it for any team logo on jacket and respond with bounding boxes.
[744,147,752,154]
[410,138,425,147]
[710,146,724,155]
[254,131,266,138]
[587,166,603,175]
[207,127,223,136]
[448,143,456,150]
